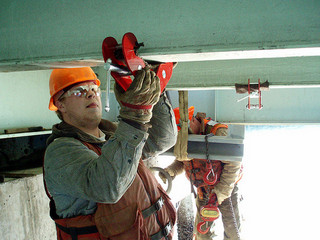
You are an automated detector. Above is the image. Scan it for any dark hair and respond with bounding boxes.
[54,96,66,120]
[54,82,79,120]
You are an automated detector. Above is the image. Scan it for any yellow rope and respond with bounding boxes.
[174,91,191,161]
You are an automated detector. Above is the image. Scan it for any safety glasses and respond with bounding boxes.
[59,85,101,100]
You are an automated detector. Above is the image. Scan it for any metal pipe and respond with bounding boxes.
[104,60,132,76]
[103,59,132,112]
[105,69,111,112]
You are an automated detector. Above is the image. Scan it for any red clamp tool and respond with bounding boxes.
[247,78,262,110]
[236,79,269,110]
[102,32,173,92]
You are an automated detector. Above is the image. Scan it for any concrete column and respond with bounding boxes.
[0,174,56,240]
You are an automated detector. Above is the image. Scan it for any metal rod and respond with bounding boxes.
[105,69,111,112]
[104,61,131,76]
[103,59,132,112]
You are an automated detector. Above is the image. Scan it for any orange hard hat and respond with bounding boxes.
[173,106,194,131]
[48,67,100,111]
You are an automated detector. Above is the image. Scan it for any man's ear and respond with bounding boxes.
[55,99,66,113]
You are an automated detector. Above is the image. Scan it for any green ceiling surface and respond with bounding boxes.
[1,0,319,61]
[0,0,319,88]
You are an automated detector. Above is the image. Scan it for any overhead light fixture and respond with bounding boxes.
[142,47,320,62]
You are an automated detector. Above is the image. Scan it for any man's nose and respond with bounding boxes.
[86,89,96,99]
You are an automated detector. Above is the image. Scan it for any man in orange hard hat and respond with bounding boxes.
[44,67,178,239]
[161,110,243,240]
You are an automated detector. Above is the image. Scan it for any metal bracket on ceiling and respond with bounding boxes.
[235,79,270,110]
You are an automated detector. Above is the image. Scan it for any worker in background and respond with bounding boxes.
[160,109,243,240]
[44,67,178,240]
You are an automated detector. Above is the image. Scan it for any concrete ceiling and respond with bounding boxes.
[1,0,319,88]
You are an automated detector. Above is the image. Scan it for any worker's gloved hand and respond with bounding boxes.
[114,68,161,124]
[159,160,185,184]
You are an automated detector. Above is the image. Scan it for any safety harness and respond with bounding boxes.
[44,141,175,240]
[183,133,224,235]
[53,199,172,240]
[55,223,99,240]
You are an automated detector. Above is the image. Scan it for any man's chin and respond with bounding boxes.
[85,113,102,124]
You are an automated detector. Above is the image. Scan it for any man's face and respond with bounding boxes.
[215,127,228,136]
[57,81,102,128]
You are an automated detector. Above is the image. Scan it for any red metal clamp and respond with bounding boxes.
[247,78,262,110]
[102,32,173,92]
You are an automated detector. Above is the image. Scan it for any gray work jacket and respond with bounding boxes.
[44,93,177,218]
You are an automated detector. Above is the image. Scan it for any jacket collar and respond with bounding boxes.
[47,119,117,146]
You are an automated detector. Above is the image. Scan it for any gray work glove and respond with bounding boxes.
[159,160,185,184]
[114,68,161,124]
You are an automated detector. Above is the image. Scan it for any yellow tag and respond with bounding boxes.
[200,208,219,219]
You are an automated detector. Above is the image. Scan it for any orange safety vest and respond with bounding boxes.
[184,158,223,200]
[184,158,223,189]
[45,141,176,240]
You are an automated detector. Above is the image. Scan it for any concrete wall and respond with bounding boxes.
[0,174,56,240]
[0,70,58,134]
